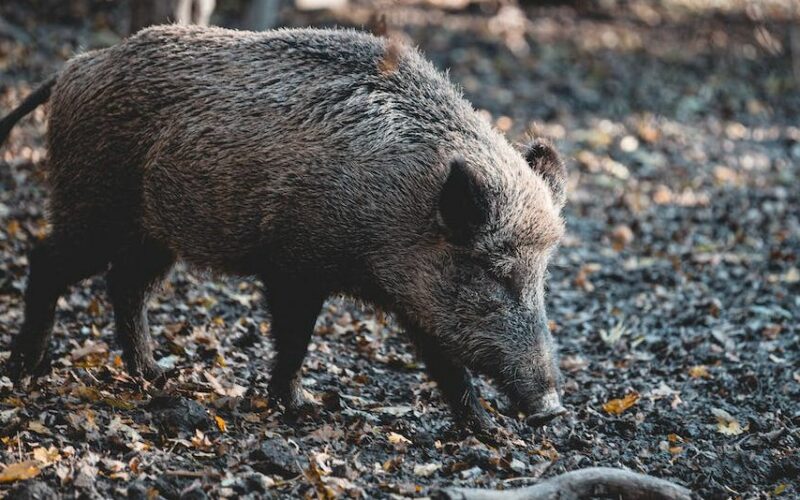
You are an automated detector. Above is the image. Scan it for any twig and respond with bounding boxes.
[164,469,221,479]
[437,467,692,500]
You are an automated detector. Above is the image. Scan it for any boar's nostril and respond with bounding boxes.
[525,390,567,427]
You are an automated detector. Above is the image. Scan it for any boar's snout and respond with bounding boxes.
[524,390,567,426]
[499,318,566,426]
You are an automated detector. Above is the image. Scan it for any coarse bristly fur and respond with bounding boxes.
[1,25,568,433]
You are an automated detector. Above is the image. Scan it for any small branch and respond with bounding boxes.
[164,469,221,479]
[438,467,692,500]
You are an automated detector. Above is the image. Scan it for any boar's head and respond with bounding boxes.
[382,138,568,425]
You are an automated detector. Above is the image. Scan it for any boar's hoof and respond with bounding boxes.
[459,409,501,439]
[268,386,319,419]
[127,360,167,386]
[5,346,51,383]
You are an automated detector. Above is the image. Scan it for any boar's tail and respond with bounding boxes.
[0,76,56,146]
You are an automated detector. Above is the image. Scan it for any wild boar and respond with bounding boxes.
[0,26,567,433]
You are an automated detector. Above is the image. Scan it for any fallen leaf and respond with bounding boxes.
[774,483,787,495]
[413,462,441,477]
[204,371,247,398]
[32,446,61,466]
[383,456,403,472]
[688,365,711,379]
[6,220,20,238]
[387,432,411,445]
[0,461,40,483]
[534,441,559,461]
[87,298,103,317]
[27,420,51,435]
[603,392,640,415]
[214,415,227,433]
[191,430,213,451]
[71,339,108,362]
[610,224,634,251]
[599,322,629,347]
[712,408,747,435]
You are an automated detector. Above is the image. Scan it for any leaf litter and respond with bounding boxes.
[0,0,798,498]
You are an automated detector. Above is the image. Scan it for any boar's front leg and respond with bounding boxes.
[264,282,324,413]
[408,330,496,435]
[107,242,174,381]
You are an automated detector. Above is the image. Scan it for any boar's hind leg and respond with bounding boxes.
[8,238,108,381]
[409,331,496,435]
[264,284,324,413]
[107,242,174,381]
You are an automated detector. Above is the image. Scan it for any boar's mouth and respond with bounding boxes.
[498,361,567,426]
[519,389,567,425]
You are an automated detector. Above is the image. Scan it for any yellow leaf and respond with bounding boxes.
[214,354,226,367]
[0,461,40,483]
[214,415,227,433]
[712,408,746,436]
[774,483,787,495]
[688,365,711,379]
[387,432,411,445]
[6,220,20,238]
[602,392,640,415]
[32,446,60,466]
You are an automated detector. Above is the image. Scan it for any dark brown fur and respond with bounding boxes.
[1,26,567,432]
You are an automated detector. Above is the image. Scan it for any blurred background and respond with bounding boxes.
[0,1,798,498]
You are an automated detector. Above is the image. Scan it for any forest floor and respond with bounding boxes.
[0,0,798,498]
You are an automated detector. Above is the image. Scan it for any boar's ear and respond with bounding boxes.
[524,139,567,208]
[438,157,489,245]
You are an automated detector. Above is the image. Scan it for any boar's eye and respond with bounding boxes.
[438,157,489,245]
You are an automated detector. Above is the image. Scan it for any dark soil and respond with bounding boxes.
[1,1,798,498]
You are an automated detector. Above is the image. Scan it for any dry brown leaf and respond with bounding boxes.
[534,441,559,461]
[27,420,51,435]
[602,392,640,415]
[204,371,247,398]
[610,224,634,251]
[87,298,103,317]
[71,339,108,360]
[6,220,20,238]
[0,461,40,483]
[191,430,213,451]
[382,456,403,472]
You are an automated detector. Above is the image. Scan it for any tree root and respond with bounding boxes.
[438,467,693,500]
